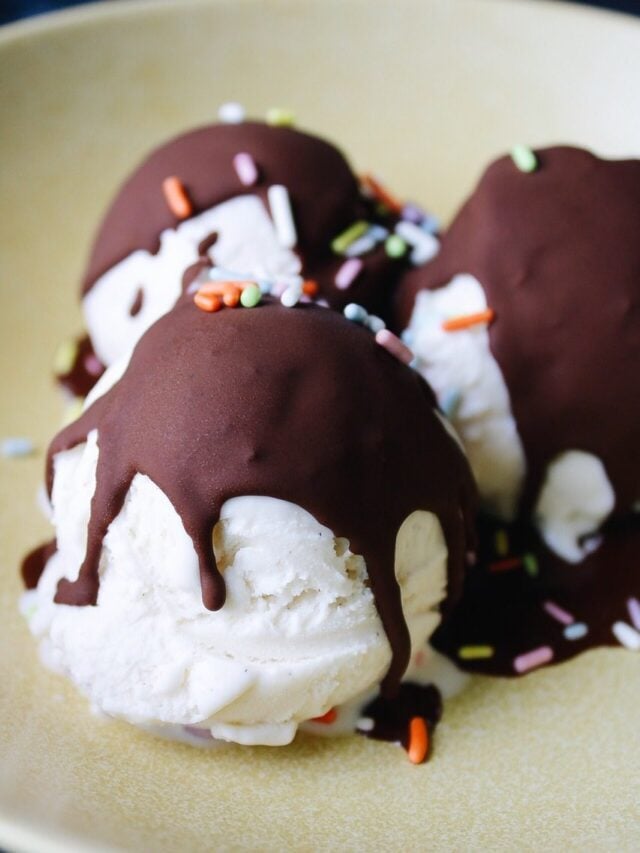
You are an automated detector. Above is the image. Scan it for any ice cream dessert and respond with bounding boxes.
[58,112,436,397]
[392,146,640,675]
[394,146,640,563]
[23,294,475,755]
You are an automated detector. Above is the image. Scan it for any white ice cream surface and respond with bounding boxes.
[25,433,450,747]
[407,274,526,520]
[534,450,615,563]
[83,195,302,366]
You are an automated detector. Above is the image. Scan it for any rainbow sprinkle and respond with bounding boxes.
[458,645,495,660]
[627,597,640,631]
[331,221,369,255]
[233,152,259,187]
[267,185,297,249]
[564,622,588,641]
[513,646,553,673]
[612,621,640,651]
[511,145,538,173]
[266,107,295,127]
[218,102,246,124]
[2,437,35,458]
[335,258,363,290]
[543,600,575,626]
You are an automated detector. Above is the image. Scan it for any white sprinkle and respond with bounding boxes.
[612,621,640,651]
[280,281,302,308]
[395,220,439,266]
[268,185,297,249]
[356,717,374,732]
[366,314,386,334]
[343,303,368,324]
[233,152,259,187]
[627,597,640,631]
[375,329,413,364]
[2,437,35,458]
[335,258,363,290]
[316,298,330,308]
[344,234,377,257]
[218,102,246,124]
[564,622,588,641]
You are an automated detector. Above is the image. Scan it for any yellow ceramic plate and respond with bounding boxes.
[1,1,640,849]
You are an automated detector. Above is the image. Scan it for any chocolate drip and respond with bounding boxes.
[434,514,640,675]
[129,288,144,317]
[55,335,105,398]
[362,682,442,756]
[45,299,475,694]
[21,539,57,589]
[81,121,404,317]
[394,146,640,516]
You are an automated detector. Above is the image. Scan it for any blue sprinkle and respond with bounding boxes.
[401,328,414,346]
[366,315,386,334]
[367,224,389,242]
[2,437,35,458]
[343,303,368,324]
[420,214,440,235]
[564,622,588,641]
[440,389,462,419]
[409,356,420,371]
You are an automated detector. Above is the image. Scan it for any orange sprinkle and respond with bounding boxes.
[162,176,193,219]
[197,280,255,296]
[311,708,337,725]
[360,172,403,214]
[302,279,319,297]
[407,716,429,765]
[222,284,241,307]
[193,291,222,313]
[489,557,522,572]
[442,308,495,332]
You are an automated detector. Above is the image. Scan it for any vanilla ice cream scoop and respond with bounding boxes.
[23,297,475,746]
[394,146,640,562]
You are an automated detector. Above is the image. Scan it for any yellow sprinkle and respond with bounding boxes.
[458,645,495,660]
[266,107,295,127]
[495,529,509,557]
[61,397,85,427]
[53,339,78,376]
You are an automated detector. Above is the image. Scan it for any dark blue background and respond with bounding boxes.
[1,0,639,26]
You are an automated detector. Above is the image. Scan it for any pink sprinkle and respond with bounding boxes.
[628,597,640,631]
[335,258,363,290]
[233,152,259,187]
[84,354,103,377]
[375,329,413,365]
[513,646,553,674]
[543,600,574,626]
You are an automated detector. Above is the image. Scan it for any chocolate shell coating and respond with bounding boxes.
[46,299,475,695]
[394,146,640,515]
[82,121,402,316]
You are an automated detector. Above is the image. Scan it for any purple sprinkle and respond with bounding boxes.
[543,600,575,626]
[401,202,425,224]
[513,646,553,674]
[233,152,259,187]
[84,354,103,377]
[335,258,363,290]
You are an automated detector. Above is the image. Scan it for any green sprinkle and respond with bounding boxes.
[495,529,509,557]
[266,107,295,127]
[53,339,78,376]
[511,145,538,173]
[523,552,539,577]
[331,221,369,255]
[458,645,495,660]
[384,235,407,258]
[240,283,261,308]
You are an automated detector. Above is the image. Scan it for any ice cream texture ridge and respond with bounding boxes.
[18,108,640,764]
